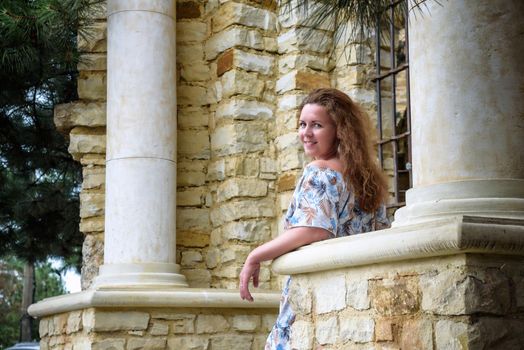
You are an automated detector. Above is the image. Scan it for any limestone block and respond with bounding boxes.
[316,316,339,345]
[181,61,210,82]
[313,274,346,314]
[177,1,201,19]
[82,168,105,191]
[338,315,374,343]
[78,53,107,71]
[347,279,370,310]
[214,265,241,279]
[80,216,105,233]
[196,315,229,334]
[264,36,278,53]
[48,335,65,347]
[178,107,209,128]
[277,94,306,112]
[167,336,208,350]
[210,123,266,156]
[232,315,261,332]
[262,314,277,332]
[347,88,376,108]
[79,193,105,218]
[434,320,468,350]
[209,335,253,350]
[167,314,196,334]
[275,110,298,133]
[468,318,524,350]
[276,70,330,94]
[39,318,49,337]
[81,234,103,289]
[176,208,210,230]
[400,318,433,350]
[274,132,300,152]
[78,72,106,100]
[91,339,125,350]
[178,85,207,106]
[221,245,251,264]
[278,149,305,172]
[333,65,367,89]
[210,198,274,226]
[289,277,312,315]
[217,178,268,202]
[177,43,205,64]
[127,338,166,350]
[78,21,106,52]
[93,312,150,331]
[80,154,106,166]
[177,232,210,248]
[177,188,205,207]
[206,160,225,181]
[279,192,293,212]
[290,320,313,350]
[374,319,394,342]
[205,248,220,268]
[66,311,83,334]
[184,269,211,287]
[278,0,333,30]
[242,157,259,177]
[205,27,264,60]
[370,277,419,316]
[177,22,207,43]
[215,98,273,121]
[276,172,297,193]
[55,102,106,132]
[278,53,330,74]
[178,129,210,160]
[181,250,203,267]
[233,50,275,75]
[177,160,207,186]
[69,131,106,157]
[212,2,276,33]
[332,45,373,67]
[221,219,272,242]
[150,322,169,336]
[278,28,332,54]
[51,314,68,335]
[252,335,269,350]
[260,157,277,174]
[220,69,264,99]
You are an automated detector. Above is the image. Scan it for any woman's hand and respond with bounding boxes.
[239,256,260,302]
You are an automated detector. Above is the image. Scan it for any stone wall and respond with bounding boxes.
[286,254,524,349]
[38,307,276,350]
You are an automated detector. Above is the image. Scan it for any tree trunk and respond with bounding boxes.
[20,261,34,341]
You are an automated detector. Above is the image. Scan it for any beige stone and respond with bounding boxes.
[339,315,374,343]
[167,336,208,350]
[209,335,253,350]
[210,199,274,226]
[78,21,107,52]
[93,311,149,331]
[79,193,105,218]
[177,107,209,128]
[205,27,264,60]
[214,265,241,279]
[316,316,339,345]
[127,337,166,350]
[211,123,266,156]
[82,167,105,190]
[176,208,210,230]
[215,98,273,121]
[39,318,49,337]
[69,132,106,157]
[278,53,330,74]
[212,2,276,33]
[275,110,299,133]
[274,132,300,152]
[78,72,106,100]
[180,61,210,82]
[276,70,330,94]
[177,160,207,187]
[178,129,210,160]
[263,36,278,53]
[150,322,169,336]
[278,28,332,54]
[375,318,394,342]
[277,94,306,112]
[164,314,195,334]
[177,22,207,43]
[177,232,210,248]
[66,311,83,334]
[232,315,261,332]
[290,320,313,350]
[434,320,468,350]
[400,318,433,350]
[262,314,277,332]
[178,85,207,106]
[313,274,346,314]
[78,53,107,71]
[220,69,264,99]
[181,250,203,267]
[217,178,268,202]
[196,315,229,334]
[221,245,251,264]
[184,269,211,287]
[177,43,205,64]
[55,102,106,132]
[289,277,312,315]
[177,188,205,207]
[371,277,419,316]
[80,216,105,233]
[347,279,370,310]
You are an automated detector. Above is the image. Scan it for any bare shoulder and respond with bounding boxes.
[308,159,344,174]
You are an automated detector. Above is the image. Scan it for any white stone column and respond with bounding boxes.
[394,0,524,226]
[95,0,187,288]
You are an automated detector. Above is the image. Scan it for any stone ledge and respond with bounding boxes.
[28,288,280,318]
[272,215,524,275]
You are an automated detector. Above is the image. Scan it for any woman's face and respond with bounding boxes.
[298,103,338,160]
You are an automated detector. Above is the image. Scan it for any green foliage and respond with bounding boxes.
[0,257,66,349]
[0,0,102,270]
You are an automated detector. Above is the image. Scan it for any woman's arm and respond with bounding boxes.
[239,226,331,301]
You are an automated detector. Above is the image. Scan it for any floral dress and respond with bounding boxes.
[265,165,389,350]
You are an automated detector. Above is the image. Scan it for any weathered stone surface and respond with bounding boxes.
[82,167,105,190]
[178,107,209,128]
[196,315,229,334]
[178,129,210,160]
[51,314,68,336]
[211,123,266,156]
[400,319,433,350]
[210,198,274,226]
[177,160,206,187]
[221,219,272,242]
[167,336,208,350]
[91,339,125,350]
[205,27,264,60]
[209,335,253,350]
[220,69,264,98]
[80,216,105,233]
[313,274,346,314]
[66,311,83,334]
[262,314,277,332]
[374,318,394,342]
[278,53,330,74]
[278,149,304,172]
[55,102,106,132]
[217,178,267,202]
[278,28,332,54]
[181,61,210,82]
[176,208,210,230]
[347,279,370,311]
[215,98,273,121]
[277,94,306,111]
[177,1,201,19]
[78,21,106,52]
[177,43,204,64]
[278,0,333,30]
[290,320,313,350]
[177,22,207,43]
[276,70,330,93]
[79,193,105,218]
[93,312,149,331]
[181,250,203,267]
[39,318,49,337]
[370,277,419,316]
[339,316,374,343]
[184,268,211,287]
[166,314,195,334]
[316,316,339,345]
[217,49,274,76]
[78,72,106,100]
[177,232,210,248]
[232,315,261,332]
[212,2,276,33]
[177,85,207,106]
[81,234,103,289]
[69,131,106,157]
[434,320,468,350]
[150,322,169,336]
[221,245,251,264]
[127,337,166,350]
[177,188,205,207]
[288,277,312,315]
[78,52,107,71]
[468,318,524,350]
[274,132,300,151]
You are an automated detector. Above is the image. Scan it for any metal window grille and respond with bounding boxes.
[373,0,412,213]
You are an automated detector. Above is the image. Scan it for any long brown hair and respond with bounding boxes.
[299,88,387,212]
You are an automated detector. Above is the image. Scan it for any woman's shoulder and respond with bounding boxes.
[305,159,344,176]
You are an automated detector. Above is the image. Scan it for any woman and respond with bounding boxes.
[239,88,390,349]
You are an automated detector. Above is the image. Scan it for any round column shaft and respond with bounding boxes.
[394,0,524,225]
[95,0,187,288]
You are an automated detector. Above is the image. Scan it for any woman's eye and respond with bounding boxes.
[298,122,306,128]
[314,123,322,128]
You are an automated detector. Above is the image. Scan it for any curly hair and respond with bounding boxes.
[299,88,387,212]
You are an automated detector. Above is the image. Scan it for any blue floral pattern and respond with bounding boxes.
[265,165,389,349]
